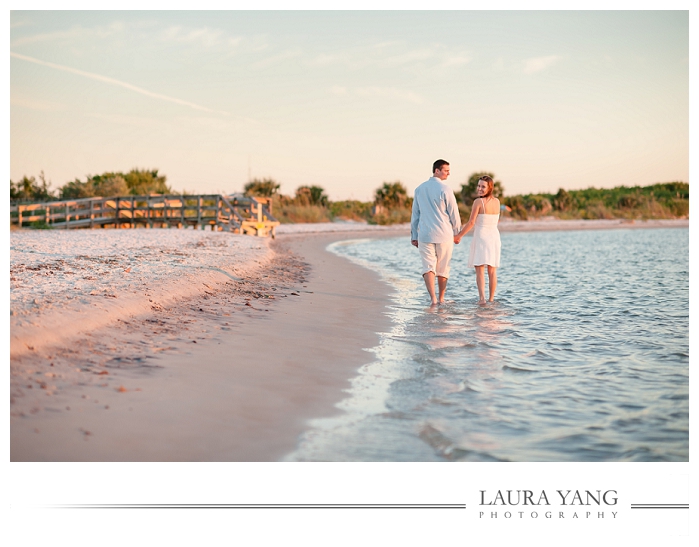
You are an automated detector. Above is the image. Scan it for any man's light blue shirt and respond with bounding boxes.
[410,177,461,243]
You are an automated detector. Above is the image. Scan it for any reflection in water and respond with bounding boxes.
[287,228,688,462]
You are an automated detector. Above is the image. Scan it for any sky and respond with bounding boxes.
[10,10,689,201]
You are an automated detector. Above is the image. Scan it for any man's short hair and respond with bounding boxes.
[433,159,449,173]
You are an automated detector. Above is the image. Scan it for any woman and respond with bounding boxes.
[454,175,501,305]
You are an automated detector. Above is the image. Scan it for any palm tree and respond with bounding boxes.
[374,181,409,208]
[295,185,329,206]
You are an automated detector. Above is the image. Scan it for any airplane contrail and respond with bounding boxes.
[11,51,229,115]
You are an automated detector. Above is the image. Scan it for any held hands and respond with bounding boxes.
[454,235,462,244]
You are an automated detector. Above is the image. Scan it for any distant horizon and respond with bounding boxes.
[11,10,688,201]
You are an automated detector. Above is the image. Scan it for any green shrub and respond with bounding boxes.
[30,219,52,229]
[372,207,412,225]
[329,200,374,222]
[581,201,615,219]
[244,178,280,197]
[274,204,332,224]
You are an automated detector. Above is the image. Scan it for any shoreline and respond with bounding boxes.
[274,217,687,234]
[9,218,687,461]
[496,217,688,232]
[10,229,403,461]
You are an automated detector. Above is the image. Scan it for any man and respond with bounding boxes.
[410,159,461,306]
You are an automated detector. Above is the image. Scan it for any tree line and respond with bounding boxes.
[240,173,689,222]
[10,169,171,203]
[10,168,688,223]
[242,177,414,224]
[500,181,688,220]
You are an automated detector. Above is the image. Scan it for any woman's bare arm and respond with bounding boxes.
[454,199,482,243]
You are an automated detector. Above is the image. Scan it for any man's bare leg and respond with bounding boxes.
[437,275,448,303]
[475,266,486,305]
[487,265,497,302]
[423,271,438,306]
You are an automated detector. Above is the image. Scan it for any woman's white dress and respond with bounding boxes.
[468,213,501,267]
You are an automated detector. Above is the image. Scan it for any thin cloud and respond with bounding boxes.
[10,18,32,30]
[254,49,303,68]
[307,42,471,72]
[10,51,228,115]
[159,25,242,50]
[383,48,435,66]
[309,53,340,66]
[86,112,158,128]
[10,23,123,48]
[441,53,472,68]
[11,28,87,47]
[523,55,562,74]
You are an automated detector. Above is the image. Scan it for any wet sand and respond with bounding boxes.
[10,229,405,461]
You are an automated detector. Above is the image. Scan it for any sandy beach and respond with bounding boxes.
[9,218,688,461]
[10,225,405,461]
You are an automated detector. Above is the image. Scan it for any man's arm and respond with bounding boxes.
[445,189,461,236]
[410,189,420,246]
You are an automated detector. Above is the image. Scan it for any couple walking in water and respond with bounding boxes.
[410,159,501,307]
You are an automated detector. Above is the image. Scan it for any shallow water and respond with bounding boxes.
[287,228,689,462]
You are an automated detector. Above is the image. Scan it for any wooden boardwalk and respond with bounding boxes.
[10,194,280,237]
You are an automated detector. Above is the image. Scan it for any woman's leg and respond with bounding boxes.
[475,266,486,304]
[487,265,497,302]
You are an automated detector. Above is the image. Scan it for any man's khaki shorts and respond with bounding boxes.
[418,241,454,278]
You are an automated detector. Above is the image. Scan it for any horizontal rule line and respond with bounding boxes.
[50,504,467,510]
[630,505,689,509]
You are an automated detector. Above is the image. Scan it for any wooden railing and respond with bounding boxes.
[10,194,280,237]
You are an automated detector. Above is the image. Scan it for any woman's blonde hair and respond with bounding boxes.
[479,175,494,198]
